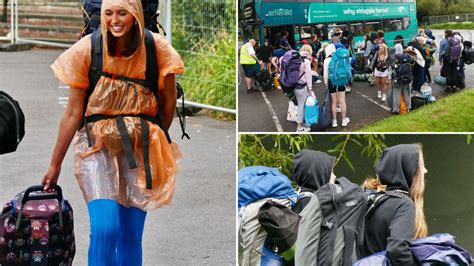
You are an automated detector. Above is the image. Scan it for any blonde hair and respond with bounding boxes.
[410,148,428,238]
[362,146,428,239]
[300,44,313,55]
[378,44,388,58]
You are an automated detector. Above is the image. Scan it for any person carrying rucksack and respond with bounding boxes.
[292,149,367,265]
[390,51,415,114]
[42,1,184,264]
[406,45,426,93]
[361,144,428,265]
[324,44,351,128]
[439,30,461,92]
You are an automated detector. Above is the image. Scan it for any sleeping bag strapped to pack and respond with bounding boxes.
[329,48,351,87]
[0,91,25,155]
[279,50,305,93]
[81,0,159,37]
[294,177,367,266]
[238,166,298,266]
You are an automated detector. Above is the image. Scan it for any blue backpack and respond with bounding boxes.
[329,48,352,86]
[238,166,298,209]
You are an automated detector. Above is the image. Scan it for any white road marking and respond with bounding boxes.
[260,90,284,132]
[353,89,391,111]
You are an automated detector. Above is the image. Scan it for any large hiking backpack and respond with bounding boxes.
[394,54,414,85]
[81,0,159,37]
[354,52,366,73]
[0,185,75,265]
[0,91,25,155]
[329,48,351,87]
[279,50,305,91]
[447,38,462,62]
[294,177,367,266]
[238,166,298,266]
[463,41,474,65]
[318,88,332,131]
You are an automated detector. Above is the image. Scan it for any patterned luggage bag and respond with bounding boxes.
[0,185,75,265]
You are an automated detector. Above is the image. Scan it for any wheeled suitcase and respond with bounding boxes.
[0,185,75,265]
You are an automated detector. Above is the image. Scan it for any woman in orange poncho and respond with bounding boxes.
[41,0,184,264]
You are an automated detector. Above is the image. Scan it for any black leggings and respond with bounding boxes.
[442,59,458,87]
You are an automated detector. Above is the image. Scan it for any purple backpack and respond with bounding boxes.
[447,38,462,62]
[279,50,304,90]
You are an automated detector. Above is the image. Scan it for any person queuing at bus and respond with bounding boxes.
[279,31,292,51]
[377,30,387,45]
[331,28,343,44]
[309,34,322,75]
[341,36,354,93]
[240,39,258,93]
[257,39,274,75]
[317,43,329,77]
[371,43,391,101]
[295,44,315,132]
[453,32,466,90]
[439,30,458,93]
[406,45,426,93]
[324,43,350,128]
[364,32,378,62]
[362,144,428,265]
[394,36,404,55]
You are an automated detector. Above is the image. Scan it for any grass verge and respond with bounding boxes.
[359,88,474,132]
[427,22,474,30]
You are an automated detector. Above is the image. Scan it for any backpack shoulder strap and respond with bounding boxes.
[89,30,103,96]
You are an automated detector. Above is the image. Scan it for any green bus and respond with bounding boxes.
[240,0,419,49]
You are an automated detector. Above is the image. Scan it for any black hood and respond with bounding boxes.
[375,144,421,192]
[293,149,336,192]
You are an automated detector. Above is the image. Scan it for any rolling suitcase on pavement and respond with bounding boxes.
[0,185,75,265]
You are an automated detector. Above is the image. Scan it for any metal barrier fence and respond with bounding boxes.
[2,0,236,114]
[421,13,474,26]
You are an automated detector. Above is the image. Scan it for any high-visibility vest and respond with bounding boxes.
[240,43,256,65]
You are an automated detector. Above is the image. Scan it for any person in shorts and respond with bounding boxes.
[240,39,258,93]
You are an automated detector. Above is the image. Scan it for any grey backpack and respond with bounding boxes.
[238,197,293,266]
[295,177,367,266]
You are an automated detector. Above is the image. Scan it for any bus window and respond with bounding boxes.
[325,0,345,2]
[388,0,402,2]
[350,22,364,36]
[310,24,329,41]
[364,0,379,2]
[328,22,348,38]
[383,19,403,32]
[403,17,410,30]
[365,21,381,34]
[402,0,413,2]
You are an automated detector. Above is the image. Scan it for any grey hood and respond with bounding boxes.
[375,144,421,192]
[293,149,336,192]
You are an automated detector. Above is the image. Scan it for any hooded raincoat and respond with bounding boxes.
[293,149,336,193]
[363,144,421,265]
[51,0,184,211]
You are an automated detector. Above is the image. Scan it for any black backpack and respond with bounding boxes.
[81,0,160,37]
[0,91,25,155]
[295,177,367,265]
[463,41,474,65]
[395,54,414,85]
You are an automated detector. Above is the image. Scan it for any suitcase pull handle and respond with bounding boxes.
[15,184,64,230]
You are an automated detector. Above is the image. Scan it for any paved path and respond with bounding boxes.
[0,49,236,265]
[238,30,474,132]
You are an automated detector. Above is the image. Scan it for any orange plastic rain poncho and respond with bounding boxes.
[51,0,184,211]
